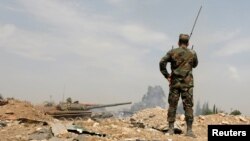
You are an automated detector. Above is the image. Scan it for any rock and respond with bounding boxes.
[158,123,183,134]
[130,118,145,128]
[50,122,68,137]
[29,127,53,140]
[219,113,226,117]
[149,113,156,118]
[49,137,62,141]
[93,122,99,127]
[239,116,247,122]
[87,118,93,123]
[198,115,205,120]
[0,121,7,127]
[73,135,87,141]
[156,124,168,130]
[111,124,118,128]
[15,135,22,140]
[179,121,185,126]
[180,114,185,121]
[221,121,229,125]
[36,127,42,131]
[165,132,170,136]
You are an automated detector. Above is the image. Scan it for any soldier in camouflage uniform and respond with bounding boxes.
[159,34,198,137]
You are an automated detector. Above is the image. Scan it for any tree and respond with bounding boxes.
[230,110,241,115]
[212,104,218,114]
[202,102,213,115]
[195,100,202,116]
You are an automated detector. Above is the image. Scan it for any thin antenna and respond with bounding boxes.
[50,95,52,103]
[190,6,202,40]
[62,84,66,102]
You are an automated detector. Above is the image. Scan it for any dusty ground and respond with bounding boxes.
[0,99,249,141]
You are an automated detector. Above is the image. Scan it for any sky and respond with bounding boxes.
[0,0,250,115]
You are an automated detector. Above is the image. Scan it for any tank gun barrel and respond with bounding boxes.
[85,102,132,110]
[57,101,132,111]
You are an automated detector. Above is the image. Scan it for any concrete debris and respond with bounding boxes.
[50,122,68,137]
[130,118,145,128]
[179,121,185,126]
[131,107,168,130]
[131,108,183,134]
[219,113,226,117]
[198,115,205,120]
[0,120,7,127]
[15,135,27,140]
[180,114,185,121]
[93,122,99,127]
[239,116,247,122]
[0,99,52,121]
[28,127,53,140]
[221,121,229,125]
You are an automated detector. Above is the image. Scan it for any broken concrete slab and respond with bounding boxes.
[239,116,247,122]
[28,127,53,140]
[50,122,68,137]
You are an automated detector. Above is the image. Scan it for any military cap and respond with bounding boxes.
[179,34,190,41]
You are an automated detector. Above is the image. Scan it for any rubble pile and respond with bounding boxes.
[130,107,167,130]
[0,99,51,121]
[0,99,250,141]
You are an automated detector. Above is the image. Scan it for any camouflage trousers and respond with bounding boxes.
[167,87,194,123]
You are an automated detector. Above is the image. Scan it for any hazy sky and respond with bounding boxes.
[0,0,250,115]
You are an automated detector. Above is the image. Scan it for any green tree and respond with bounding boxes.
[230,110,241,115]
[212,104,218,114]
[195,100,202,116]
[202,102,213,115]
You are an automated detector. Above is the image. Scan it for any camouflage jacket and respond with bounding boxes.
[159,46,198,88]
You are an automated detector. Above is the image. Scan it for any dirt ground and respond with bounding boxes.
[0,99,249,141]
